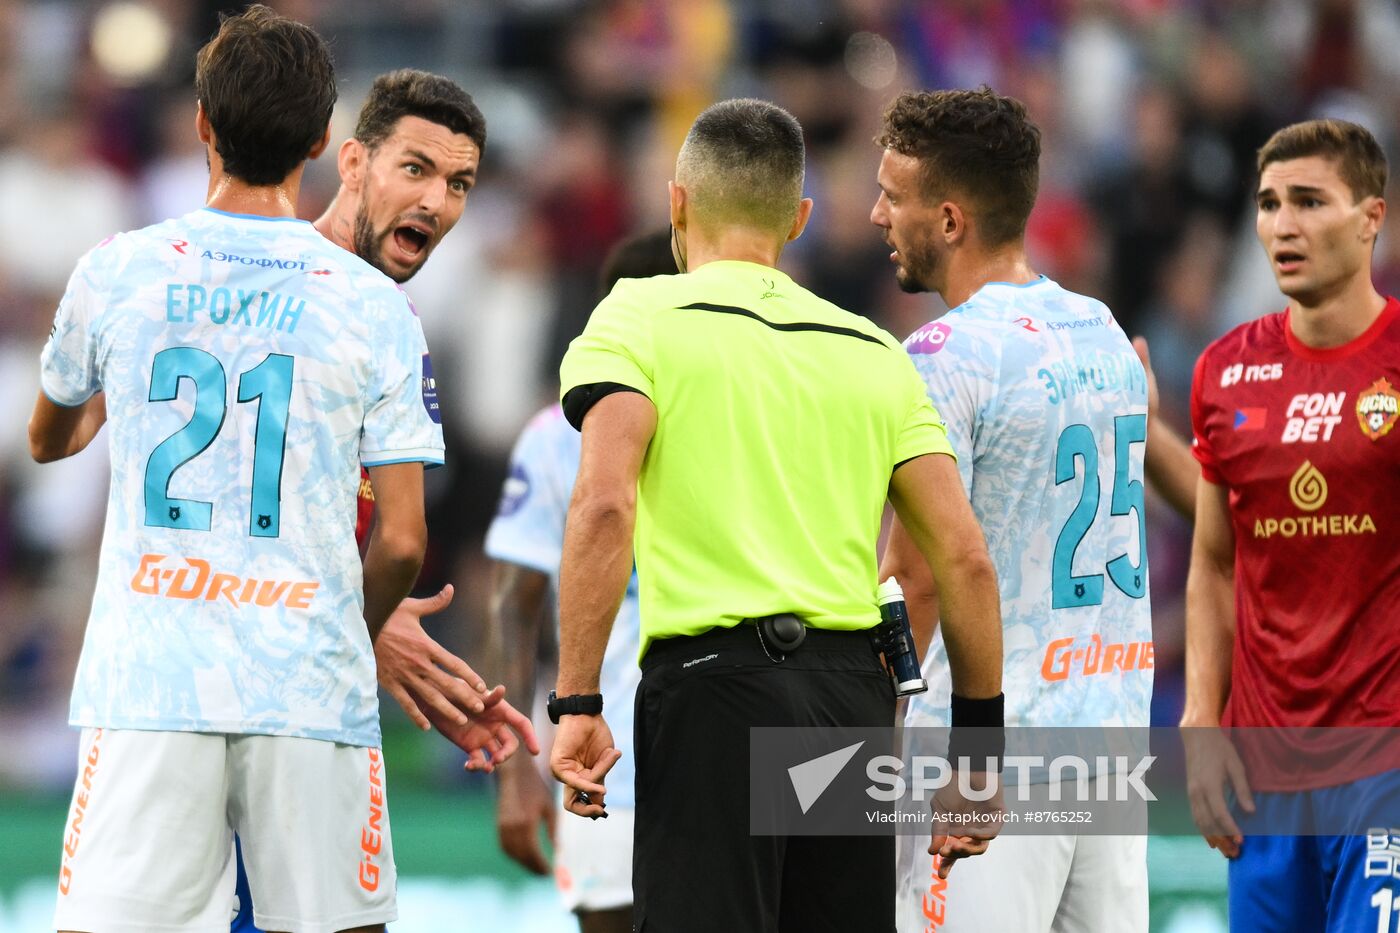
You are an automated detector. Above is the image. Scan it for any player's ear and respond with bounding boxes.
[1362,195,1386,243]
[787,197,814,243]
[668,180,687,231]
[339,139,368,193]
[941,201,966,245]
[306,123,332,161]
[194,101,212,145]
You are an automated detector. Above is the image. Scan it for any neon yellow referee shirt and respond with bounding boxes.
[560,259,954,657]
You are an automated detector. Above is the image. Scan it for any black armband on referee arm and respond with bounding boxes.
[561,383,649,431]
[947,692,1005,772]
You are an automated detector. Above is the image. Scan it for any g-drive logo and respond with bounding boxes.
[786,743,1157,813]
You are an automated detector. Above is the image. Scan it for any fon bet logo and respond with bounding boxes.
[1288,461,1328,512]
[1283,392,1345,443]
[1356,378,1400,441]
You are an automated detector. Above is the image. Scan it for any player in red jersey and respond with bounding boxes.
[1180,119,1399,932]
[311,70,535,763]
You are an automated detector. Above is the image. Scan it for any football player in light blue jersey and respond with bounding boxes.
[220,70,540,933]
[873,88,1152,933]
[485,230,674,933]
[29,9,440,932]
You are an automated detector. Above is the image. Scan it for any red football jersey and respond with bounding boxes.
[355,467,374,547]
[1191,297,1400,732]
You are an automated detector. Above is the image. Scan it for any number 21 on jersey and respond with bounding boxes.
[144,346,293,537]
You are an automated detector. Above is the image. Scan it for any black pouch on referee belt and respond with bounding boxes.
[870,577,928,697]
[757,613,806,653]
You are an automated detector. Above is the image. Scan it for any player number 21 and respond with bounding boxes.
[143,346,293,537]
[1051,414,1147,609]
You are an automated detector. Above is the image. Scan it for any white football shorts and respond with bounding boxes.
[53,727,396,933]
[896,832,1146,933]
[555,805,635,913]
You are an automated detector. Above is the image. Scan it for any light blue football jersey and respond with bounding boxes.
[484,404,641,809]
[902,277,1153,729]
[39,207,444,747]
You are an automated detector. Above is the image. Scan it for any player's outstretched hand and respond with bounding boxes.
[551,713,622,820]
[496,753,557,875]
[929,770,1005,878]
[1131,336,1160,424]
[421,692,540,773]
[1182,725,1254,858]
[375,584,495,729]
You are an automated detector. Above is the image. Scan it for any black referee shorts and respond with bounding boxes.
[632,621,896,933]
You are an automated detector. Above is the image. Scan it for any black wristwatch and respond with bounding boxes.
[546,690,604,724]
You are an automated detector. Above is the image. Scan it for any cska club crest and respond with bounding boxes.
[1355,378,1400,440]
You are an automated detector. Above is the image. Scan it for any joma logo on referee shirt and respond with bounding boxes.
[129,554,319,609]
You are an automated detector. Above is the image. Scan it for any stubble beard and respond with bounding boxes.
[353,199,412,284]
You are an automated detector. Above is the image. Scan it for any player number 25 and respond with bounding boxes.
[143,346,293,537]
[1051,414,1147,608]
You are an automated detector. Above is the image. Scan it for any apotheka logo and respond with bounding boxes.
[1253,461,1376,539]
[1288,460,1328,511]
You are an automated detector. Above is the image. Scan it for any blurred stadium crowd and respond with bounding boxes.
[2,0,1400,793]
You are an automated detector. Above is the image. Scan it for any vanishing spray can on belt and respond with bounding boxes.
[875,576,928,697]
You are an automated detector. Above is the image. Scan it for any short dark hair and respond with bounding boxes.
[677,99,805,233]
[598,228,676,298]
[354,69,487,155]
[194,4,336,186]
[1257,119,1387,202]
[876,87,1041,246]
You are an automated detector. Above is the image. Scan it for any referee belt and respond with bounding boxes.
[642,615,874,671]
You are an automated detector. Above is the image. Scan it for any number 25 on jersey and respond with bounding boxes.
[1052,414,1147,609]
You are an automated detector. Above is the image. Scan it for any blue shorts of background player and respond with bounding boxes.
[230,837,262,933]
[1229,771,1400,932]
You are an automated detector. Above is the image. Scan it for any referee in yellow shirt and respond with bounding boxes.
[549,98,1004,932]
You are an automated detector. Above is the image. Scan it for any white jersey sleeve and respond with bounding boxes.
[901,318,989,497]
[40,239,112,406]
[361,295,443,467]
[484,406,574,574]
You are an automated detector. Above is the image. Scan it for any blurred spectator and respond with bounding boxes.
[0,108,135,296]
[1093,82,1191,336]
